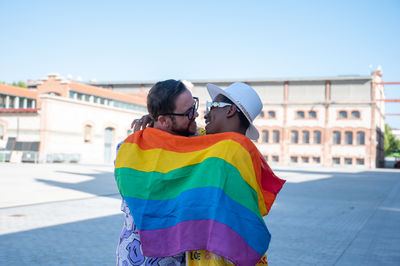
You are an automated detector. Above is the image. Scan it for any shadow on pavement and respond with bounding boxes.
[0,214,122,265]
[35,170,118,198]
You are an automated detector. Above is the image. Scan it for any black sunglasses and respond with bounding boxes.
[161,97,199,121]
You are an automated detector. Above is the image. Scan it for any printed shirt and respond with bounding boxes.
[116,199,186,266]
[115,141,186,266]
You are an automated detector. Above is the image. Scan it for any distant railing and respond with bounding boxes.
[46,153,81,163]
[0,150,10,162]
[0,150,81,164]
[0,150,38,163]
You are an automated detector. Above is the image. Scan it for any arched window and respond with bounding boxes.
[351,111,360,119]
[84,125,92,143]
[356,131,365,145]
[333,131,341,144]
[259,111,265,118]
[339,111,347,119]
[333,157,340,165]
[104,127,115,163]
[345,131,353,145]
[301,156,309,163]
[296,111,305,119]
[262,130,269,143]
[344,158,353,165]
[314,131,321,144]
[0,124,4,140]
[308,111,317,119]
[302,130,310,144]
[272,130,280,143]
[291,130,299,143]
[268,111,276,119]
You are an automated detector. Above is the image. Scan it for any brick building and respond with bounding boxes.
[90,70,385,168]
[0,74,146,164]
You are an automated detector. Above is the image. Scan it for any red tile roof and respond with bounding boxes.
[68,82,147,105]
[0,84,38,99]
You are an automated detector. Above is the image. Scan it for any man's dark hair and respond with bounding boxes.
[147,79,187,120]
[219,95,250,130]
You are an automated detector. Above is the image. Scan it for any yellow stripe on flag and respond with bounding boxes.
[116,139,267,215]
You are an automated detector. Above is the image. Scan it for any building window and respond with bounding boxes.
[333,131,341,144]
[259,111,265,118]
[272,130,280,143]
[0,94,6,108]
[263,155,268,161]
[339,111,347,119]
[333,157,340,165]
[291,130,299,144]
[0,124,4,140]
[351,111,360,119]
[290,156,298,163]
[308,111,317,119]
[345,131,353,145]
[296,111,305,119]
[84,125,92,143]
[9,96,15,108]
[312,157,320,163]
[301,156,309,163]
[272,156,279,162]
[314,131,321,144]
[27,99,33,108]
[302,130,310,144]
[356,158,364,165]
[344,158,353,165]
[262,130,269,143]
[268,111,276,119]
[356,131,365,145]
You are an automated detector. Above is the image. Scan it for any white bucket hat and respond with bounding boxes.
[206,82,262,140]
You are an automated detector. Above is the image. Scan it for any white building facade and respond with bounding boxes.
[0,74,146,164]
[91,70,385,168]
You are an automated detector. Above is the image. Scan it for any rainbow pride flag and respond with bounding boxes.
[115,127,285,266]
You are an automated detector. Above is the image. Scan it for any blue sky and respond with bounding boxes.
[1,0,399,128]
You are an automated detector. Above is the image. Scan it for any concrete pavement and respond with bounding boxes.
[0,163,399,265]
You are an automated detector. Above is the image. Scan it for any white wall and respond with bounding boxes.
[39,95,145,164]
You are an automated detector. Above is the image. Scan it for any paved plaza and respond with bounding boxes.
[0,163,399,265]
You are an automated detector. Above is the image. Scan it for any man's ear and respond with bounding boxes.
[157,115,172,130]
[226,105,238,118]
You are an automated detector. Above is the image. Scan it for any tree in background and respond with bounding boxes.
[384,124,400,156]
[0,81,27,88]
[12,81,27,88]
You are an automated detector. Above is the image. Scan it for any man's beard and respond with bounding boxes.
[171,118,194,137]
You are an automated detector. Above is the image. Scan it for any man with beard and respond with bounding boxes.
[116,79,198,266]
[116,81,284,266]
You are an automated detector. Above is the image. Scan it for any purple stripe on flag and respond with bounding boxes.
[139,219,262,266]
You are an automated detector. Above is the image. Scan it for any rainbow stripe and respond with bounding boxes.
[115,128,284,265]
